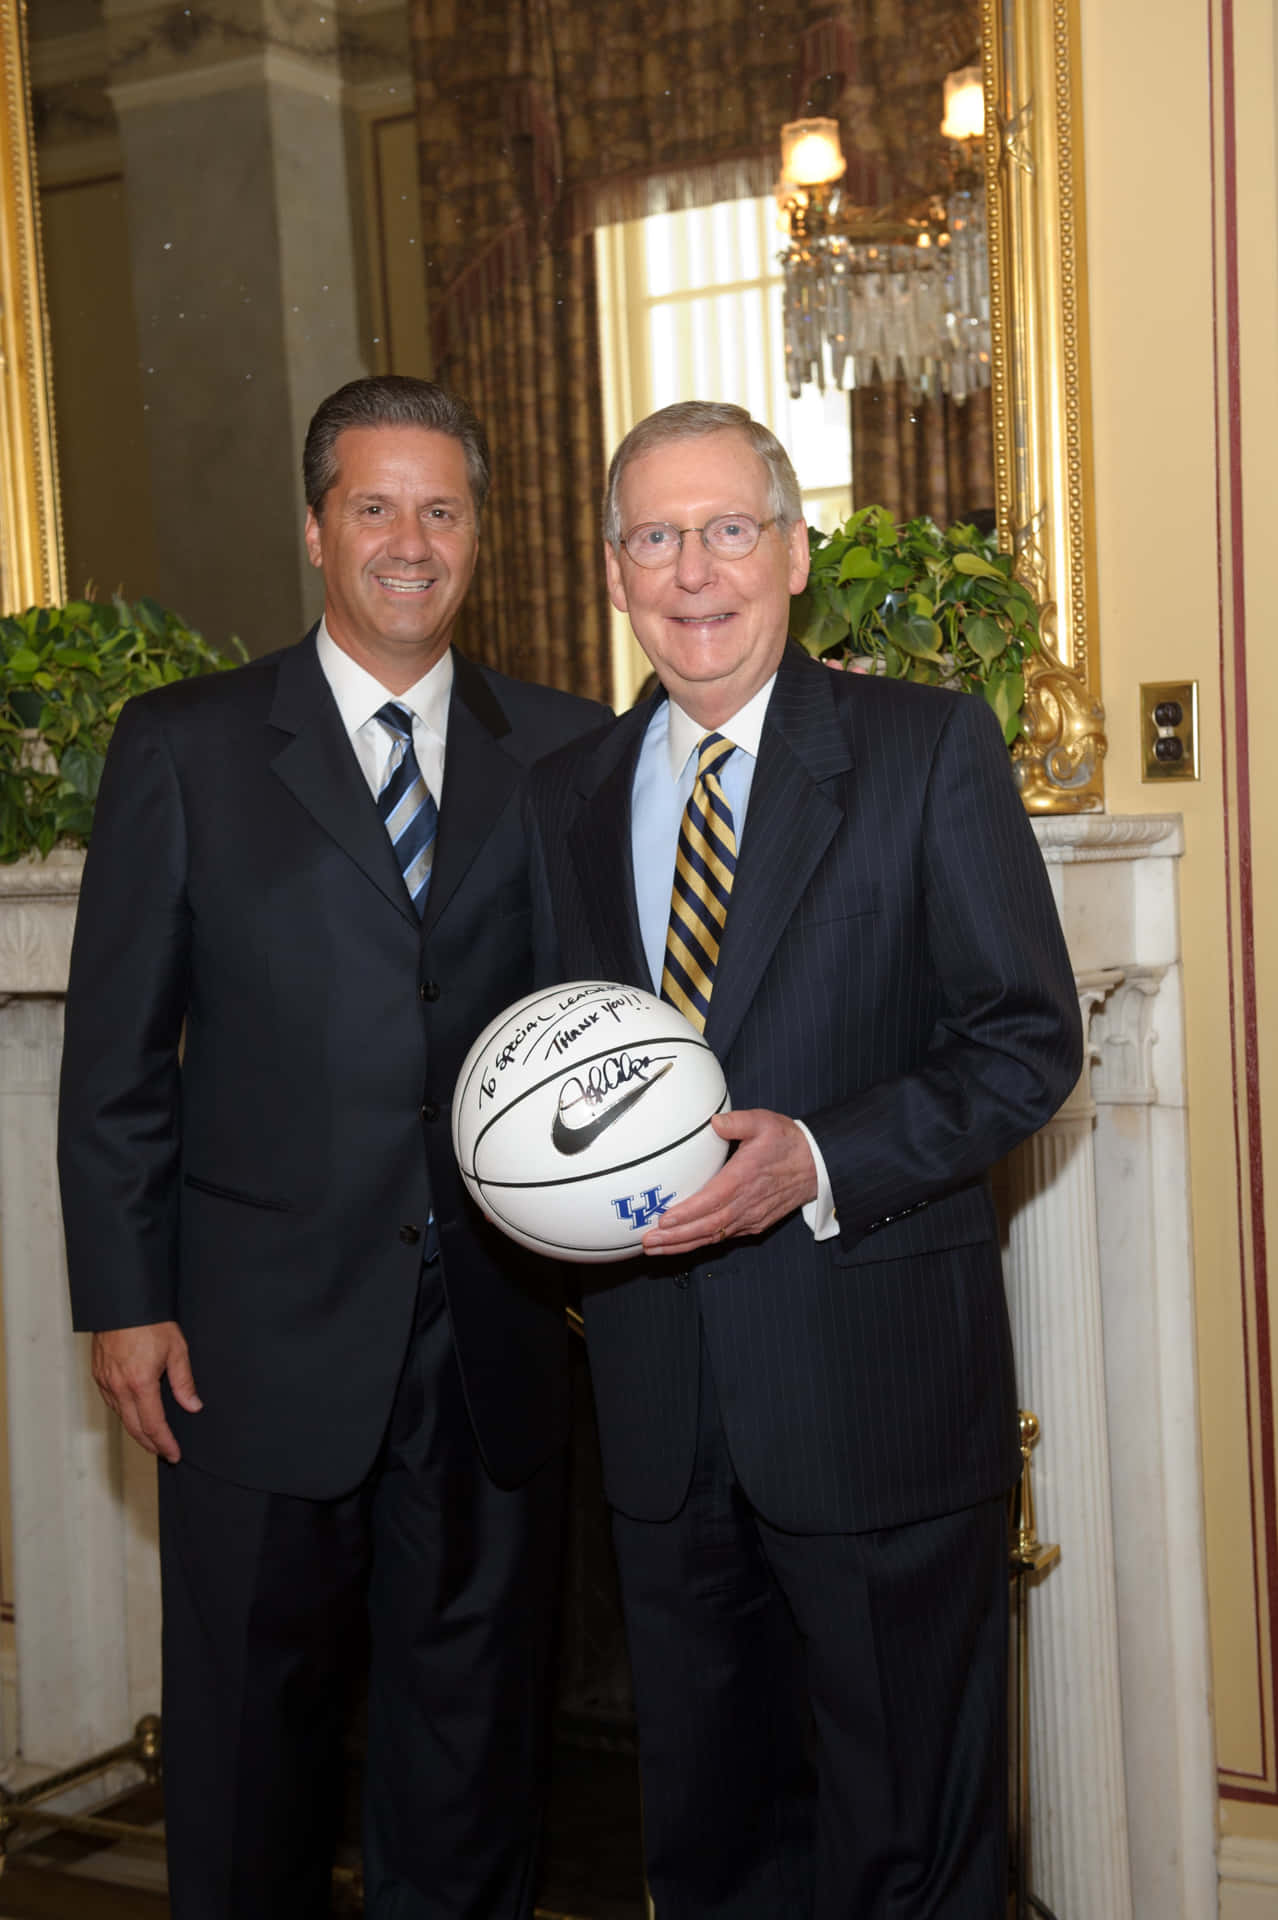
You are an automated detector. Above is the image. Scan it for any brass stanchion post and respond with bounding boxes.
[1010,1411,1061,1920]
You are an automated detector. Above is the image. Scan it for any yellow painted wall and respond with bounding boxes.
[1079,0,1278,1841]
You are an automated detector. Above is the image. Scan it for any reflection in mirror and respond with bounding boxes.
[27,0,425,656]
[28,0,992,662]
[19,0,1102,804]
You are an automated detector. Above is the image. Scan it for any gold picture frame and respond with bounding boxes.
[0,0,1105,809]
[984,0,1107,810]
[0,0,63,614]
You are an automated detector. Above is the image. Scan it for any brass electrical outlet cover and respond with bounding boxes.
[1141,680,1199,782]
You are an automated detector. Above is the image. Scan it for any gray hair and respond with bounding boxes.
[602,401,803,548]
[304,375,491,519]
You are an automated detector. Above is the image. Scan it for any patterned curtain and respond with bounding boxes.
[851,383,994,525]
[440,239,605,693]
[408,0,983,694]
[409,0,872,699]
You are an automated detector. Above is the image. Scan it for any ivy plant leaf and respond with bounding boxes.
[884,611,945,665]
[837,547,883,582]
[59,745,103,801]
[834,578,882,630]
[952,552,1007,582]
[964,614,1008,668]
[986,670,1026,743]
[7,649,40,678]
[789,591,850,655]
[58,803,96,841]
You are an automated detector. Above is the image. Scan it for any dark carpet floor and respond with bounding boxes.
[0,1739,646,1920]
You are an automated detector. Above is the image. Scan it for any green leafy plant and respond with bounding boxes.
[789,506,1042,744]
[0,595,241,861]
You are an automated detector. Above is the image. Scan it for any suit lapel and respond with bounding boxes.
[567,702,653,989]
[424,651,520,934]
[268,632,416,926]
[705,650,853,1059]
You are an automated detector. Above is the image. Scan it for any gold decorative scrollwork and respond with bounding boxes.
[1015,628,1108,805]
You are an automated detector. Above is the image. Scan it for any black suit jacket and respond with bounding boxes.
[58,633,603,1499]
[526,646,1082,1532]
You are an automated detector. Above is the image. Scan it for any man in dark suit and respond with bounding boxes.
[57,375,603,1919]
[525,401,1082,1918]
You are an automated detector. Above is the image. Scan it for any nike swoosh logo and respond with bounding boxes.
[552,1059,673,1156]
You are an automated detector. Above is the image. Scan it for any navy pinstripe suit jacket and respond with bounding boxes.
[525,644,1082,1533]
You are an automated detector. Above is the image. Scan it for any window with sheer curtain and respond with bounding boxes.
[598,196,853,707]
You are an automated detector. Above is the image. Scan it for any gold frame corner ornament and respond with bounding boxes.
[984,0,1106,812]
[0,0,64,615]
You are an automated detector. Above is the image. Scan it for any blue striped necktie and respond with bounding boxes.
[661,732,737,1033]
[374,702,437,917]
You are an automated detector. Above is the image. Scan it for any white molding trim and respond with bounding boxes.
[33,140,124,189]
[1220,1837,1278,1919]
[1033,814,1185,863]
[28,26,110,89]
[0,852,83,994]
[109,46,342,114]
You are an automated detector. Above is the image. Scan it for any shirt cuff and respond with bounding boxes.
[793,1119,839,1241]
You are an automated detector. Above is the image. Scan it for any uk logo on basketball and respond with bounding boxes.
[612,1187,676,1232]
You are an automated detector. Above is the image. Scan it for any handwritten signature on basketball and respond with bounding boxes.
[551,1051,675,1156]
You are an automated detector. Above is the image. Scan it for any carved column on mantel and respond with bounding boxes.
[0,851,160,1778]
[1018,814,1217,1920]
[1006,967,1133,1919]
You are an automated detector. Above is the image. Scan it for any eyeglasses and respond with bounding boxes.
[619,514,777,568]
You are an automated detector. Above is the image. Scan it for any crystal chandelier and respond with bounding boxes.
[777,67,991,403]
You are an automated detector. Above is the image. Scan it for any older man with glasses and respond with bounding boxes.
[525,400,1082,1919]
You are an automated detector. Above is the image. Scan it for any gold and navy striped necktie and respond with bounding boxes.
[660,732,738,1033]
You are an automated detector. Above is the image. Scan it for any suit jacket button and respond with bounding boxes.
[399,1224,421,1246]
[419,980,441,1002]
[420,1102,439,1123]
[673,1271,689,1289]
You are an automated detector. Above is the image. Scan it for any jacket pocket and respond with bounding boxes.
[183,1173,295,1214]
[791,882,881,928]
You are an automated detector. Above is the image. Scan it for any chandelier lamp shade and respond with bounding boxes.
[777,67,991,403]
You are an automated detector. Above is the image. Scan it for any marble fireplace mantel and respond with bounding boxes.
[1005,812,1216,1920]
[0,818,1218,1917]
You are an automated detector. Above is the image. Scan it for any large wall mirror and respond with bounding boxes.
[0,0,1104,810]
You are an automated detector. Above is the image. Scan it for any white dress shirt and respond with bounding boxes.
[630,677,837,1241]
[315,619,452,802]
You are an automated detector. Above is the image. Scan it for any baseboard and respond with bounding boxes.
[1219,1836,1278,1918]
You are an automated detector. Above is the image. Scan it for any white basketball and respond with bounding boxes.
[451,980,730,1263]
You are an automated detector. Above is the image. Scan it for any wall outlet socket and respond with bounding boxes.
[1141,680,1199,782]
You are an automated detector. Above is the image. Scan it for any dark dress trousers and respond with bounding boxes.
[525,645,1083,1918]
[57,632,603,1918]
